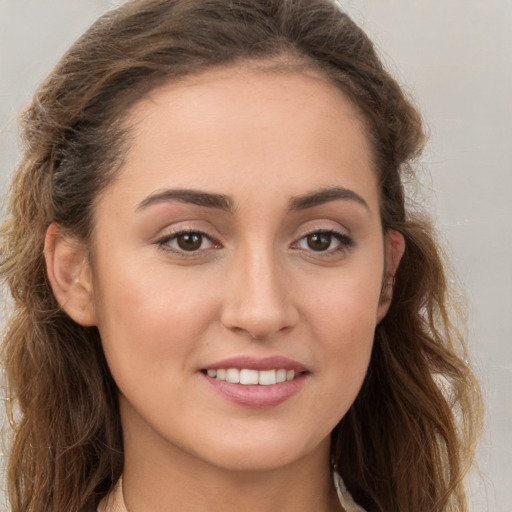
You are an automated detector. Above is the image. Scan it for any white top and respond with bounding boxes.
[98,471,366,511]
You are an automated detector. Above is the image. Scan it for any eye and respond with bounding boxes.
[295,230,353,253]
[158,230,218,253]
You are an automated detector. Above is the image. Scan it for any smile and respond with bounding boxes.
[201,356,309,408]
[203,368,298,385]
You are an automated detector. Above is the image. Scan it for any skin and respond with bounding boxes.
[46,65,404,512]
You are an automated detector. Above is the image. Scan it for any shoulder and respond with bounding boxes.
[97,478,126,512]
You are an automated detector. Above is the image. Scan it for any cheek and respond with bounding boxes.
[300,262,383,386]
[303,259,384,335]
[286,274,379,440]
[93,257,220,379]
[317,284,378,368]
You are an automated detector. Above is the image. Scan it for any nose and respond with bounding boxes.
[220,247,299,340]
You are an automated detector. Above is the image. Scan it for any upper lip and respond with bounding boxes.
[201,355,308,372]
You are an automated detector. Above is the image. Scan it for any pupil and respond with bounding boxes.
[178,233,202,251]
[307,233,331,251]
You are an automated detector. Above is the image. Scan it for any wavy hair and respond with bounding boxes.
[1,0,482,510]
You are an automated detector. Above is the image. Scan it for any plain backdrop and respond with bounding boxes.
[1,1,511,511]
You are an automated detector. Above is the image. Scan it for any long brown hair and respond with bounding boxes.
[1,1,482,510]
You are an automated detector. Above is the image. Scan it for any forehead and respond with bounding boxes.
[128,65,369,148]
[102,65,378,212]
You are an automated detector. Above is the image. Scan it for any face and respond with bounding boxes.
[82,67,399,473]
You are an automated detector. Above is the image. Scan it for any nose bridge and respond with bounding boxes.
[221,238,297,339]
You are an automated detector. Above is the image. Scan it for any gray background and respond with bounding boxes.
[1,1,511,511]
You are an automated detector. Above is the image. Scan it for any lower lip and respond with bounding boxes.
[202,373,308,409]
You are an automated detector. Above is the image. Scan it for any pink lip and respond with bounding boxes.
[200,356,309,409]
[202,355,308,372]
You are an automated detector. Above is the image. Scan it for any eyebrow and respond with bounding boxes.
[136,185,368,213]
[137,189,233,212]
[289,186,369,211]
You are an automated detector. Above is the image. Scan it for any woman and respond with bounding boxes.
[0,0,482,510]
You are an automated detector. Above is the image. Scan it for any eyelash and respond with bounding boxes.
[156,229,220,255]
[156,228,354,257]
[292,229,354,255]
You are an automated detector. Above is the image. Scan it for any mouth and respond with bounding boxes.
[200,356,309,408]
[201,368,306,385]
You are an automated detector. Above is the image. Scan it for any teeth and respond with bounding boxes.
[259,370,276,385]
[240,369,259,385]
[276,369,287,383]
[226,368,239,383]
[206,368,297,385]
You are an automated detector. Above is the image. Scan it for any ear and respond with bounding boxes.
[44,223,97,326]
[376,230,405,323]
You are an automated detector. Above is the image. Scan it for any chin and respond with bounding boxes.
[189,430,329,474]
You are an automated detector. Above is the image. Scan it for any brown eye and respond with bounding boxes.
[294,230,353,255]
[158,230,220,255]
[176,232,204,251]
[306,232,333,251]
